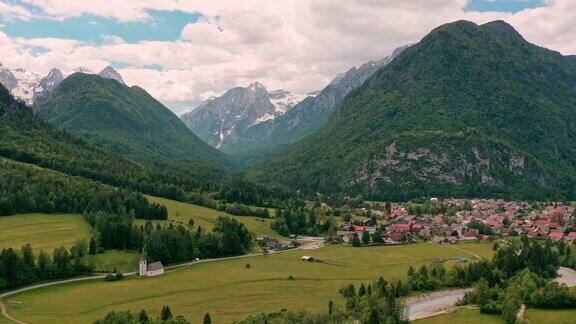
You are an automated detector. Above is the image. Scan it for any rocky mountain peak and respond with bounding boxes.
[98,66,126,85]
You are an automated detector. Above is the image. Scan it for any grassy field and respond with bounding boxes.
[414,307,504,324]
[524,308,576,323]
[4,242,493,324]
[145,195,283,239]
[88,250,141,272]
[0,213,91,252]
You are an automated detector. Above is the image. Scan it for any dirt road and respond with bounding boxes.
[404,288,473,321]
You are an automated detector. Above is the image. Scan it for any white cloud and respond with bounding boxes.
[2,0,575,114]
[0,0,34,21]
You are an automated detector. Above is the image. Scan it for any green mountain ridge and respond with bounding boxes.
[252,20,576,200]
[0,81,227,199]
[37,73,231,168]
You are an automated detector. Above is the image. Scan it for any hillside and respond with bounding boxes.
[221,46,408,161]
[181,82,305,149]
[253,20,576,201]
[0,82,226,199]
[37,73,230,167]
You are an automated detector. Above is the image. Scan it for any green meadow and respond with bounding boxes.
[414,307,504,324]
[4,242,492,324]
[145,195,282,239]
[0,213,91,252]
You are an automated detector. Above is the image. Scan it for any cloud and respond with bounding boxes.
[0,0,34,21]
[1,0,575,114]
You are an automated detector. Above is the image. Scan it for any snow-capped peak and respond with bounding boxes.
[268,89,307,115]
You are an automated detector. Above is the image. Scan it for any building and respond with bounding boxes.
[139,251,165,277]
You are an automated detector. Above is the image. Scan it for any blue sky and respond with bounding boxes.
[465,0,547,13]
[3,9,200,44]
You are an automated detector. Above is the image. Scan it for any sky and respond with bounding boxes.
[0,0,574,114]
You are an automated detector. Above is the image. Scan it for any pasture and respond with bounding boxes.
[0,213,91,252]
[145,195,282,239]
[414,307,504,323]
[4,242,493,324]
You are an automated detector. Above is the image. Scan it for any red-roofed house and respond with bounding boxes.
[390,224,411,234]
[549,231,564,241]
[565,232,576,242]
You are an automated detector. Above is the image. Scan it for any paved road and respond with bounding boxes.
[0,243,318,323]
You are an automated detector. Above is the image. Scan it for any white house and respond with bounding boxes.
[139,251,165,277]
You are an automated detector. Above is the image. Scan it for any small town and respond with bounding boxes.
[334,199,576,246]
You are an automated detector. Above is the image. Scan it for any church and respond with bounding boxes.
[139,251,165,277]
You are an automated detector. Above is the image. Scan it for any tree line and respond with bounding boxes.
[0,157,167,220]
[0,242,92,291]
[85,209,253,265]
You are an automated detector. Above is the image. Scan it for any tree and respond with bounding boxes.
[160,305,172,321]
[352,233,361,247]
[138,309,149,323]
[89,237,97,255]
[188,218,195,227]
[21,243,35,270]
[328,300,334,315]
[362,230,370,245]
[203,313,211,324]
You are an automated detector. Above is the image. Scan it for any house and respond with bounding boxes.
[139,251,165,277]
[565,232,576,242]
[464,229,479,238]
[549,231,565,241]
[390,224,411,234]
[385,233,403,244]
[411,223,424,233]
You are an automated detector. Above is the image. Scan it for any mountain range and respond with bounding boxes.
[180,82,306,149]
[0,64,125,106]
[181,45,409,156]
[250,20,576,201]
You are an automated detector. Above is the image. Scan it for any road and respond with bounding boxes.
[404,288,473,320]
[404,266,576,321]
[0,242,322,323]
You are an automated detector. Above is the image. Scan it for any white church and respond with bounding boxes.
[139,251,165,277]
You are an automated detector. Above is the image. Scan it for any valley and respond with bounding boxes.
[1,242,493,324]
[1,6,576,323]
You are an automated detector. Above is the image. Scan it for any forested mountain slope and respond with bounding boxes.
[0,82,225,200]
[37,73,231,168]
[253,20,576,201]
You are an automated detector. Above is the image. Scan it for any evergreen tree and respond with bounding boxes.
[203,313,211,324]
[138,309,149,323]
[160,305,172,321]
[89,237,97,255]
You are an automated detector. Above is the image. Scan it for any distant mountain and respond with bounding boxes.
[252,20,576,201]
[201,45,409,157]
[0,64,126,105]
[37,73,231,168]
[98,66,126,85]
[33,68,64,104]
[0,63,18,91]
[180,82,306,148]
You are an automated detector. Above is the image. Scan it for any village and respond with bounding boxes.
[334,198,576,246]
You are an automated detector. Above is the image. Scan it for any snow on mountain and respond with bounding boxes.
[33,68,64,104]
[0,63,126,105]
[10,68,42,105]
[181,82,306,148]
[269,89,307,115]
